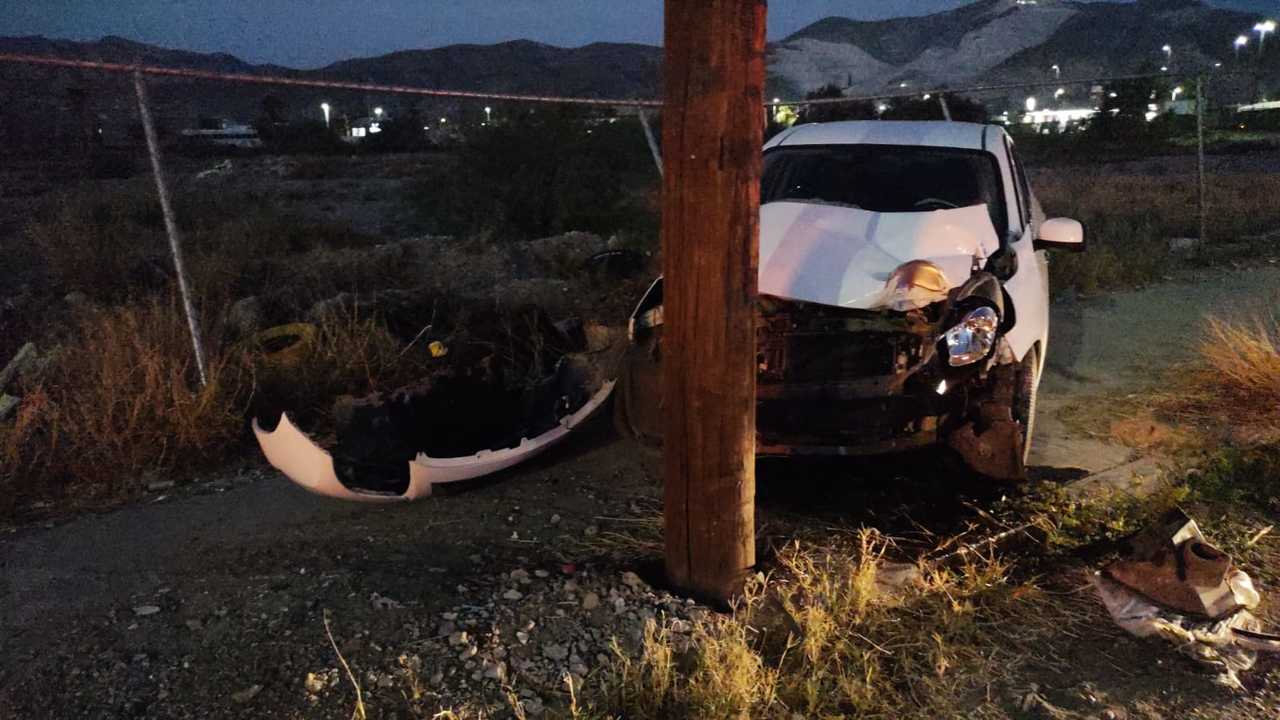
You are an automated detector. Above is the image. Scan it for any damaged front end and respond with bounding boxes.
[618,268,1030,481]
[756,269,1028,480]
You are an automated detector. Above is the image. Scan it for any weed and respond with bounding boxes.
[0,298,244,503]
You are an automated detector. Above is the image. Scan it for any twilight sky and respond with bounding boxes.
[2,1,1273,69]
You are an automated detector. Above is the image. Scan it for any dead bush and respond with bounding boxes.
[1,298,245,503]
[24,187,167,300]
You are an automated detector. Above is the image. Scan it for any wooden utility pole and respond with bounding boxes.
[661,0,766,601]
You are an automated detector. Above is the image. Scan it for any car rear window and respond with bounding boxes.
[761,144,1008,239]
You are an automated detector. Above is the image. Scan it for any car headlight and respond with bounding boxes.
[944,306,999,367]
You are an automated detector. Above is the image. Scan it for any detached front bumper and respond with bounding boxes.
[253,380,615,502]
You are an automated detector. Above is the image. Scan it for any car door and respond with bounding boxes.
[992,132,1050,370]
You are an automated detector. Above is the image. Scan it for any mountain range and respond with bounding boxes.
[0,0,1272,136]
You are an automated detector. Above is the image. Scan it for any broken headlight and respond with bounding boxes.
[943,306,999,367]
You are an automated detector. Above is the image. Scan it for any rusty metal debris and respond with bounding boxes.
[1092,510,1280,689]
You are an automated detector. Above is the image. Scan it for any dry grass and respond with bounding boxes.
[1035,173,1280,295]
[587,529,1061,719]
[0,298,245,504]
[1149,306,1280,449]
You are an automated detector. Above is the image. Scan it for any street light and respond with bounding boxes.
[1162,44,1172,60]
[1054,87,1066,99]
[1051,64,1060,79]
[374,106,383,119]
[1257,20,1277,52]
[1171,86,1184,101]
[484,106,492,124]
[320,102,331,128]
[1235,35,1249,58]
[1025,96,1037,112]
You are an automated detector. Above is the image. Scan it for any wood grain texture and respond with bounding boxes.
[661,0,766,601]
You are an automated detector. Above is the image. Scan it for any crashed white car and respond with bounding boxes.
[616,120,1085,480]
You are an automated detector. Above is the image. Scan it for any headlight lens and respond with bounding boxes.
[944,306,999,366]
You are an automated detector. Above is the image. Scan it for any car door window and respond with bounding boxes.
[1002,137,1027,230]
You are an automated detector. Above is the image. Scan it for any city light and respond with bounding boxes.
[1171,86,1183,101]
[373,106,383,119]
[320,102,331,128]
[1025,96,1037,112]
[484,106,492,123]
[1257,20,1277,51]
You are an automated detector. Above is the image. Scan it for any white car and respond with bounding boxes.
[616,120,1085,480]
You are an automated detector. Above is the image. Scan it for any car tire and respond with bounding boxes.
[1012,346,1039,467]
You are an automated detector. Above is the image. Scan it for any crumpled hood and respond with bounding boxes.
[759,202,1000,310]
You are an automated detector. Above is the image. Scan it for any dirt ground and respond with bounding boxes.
[3,262,1279,718]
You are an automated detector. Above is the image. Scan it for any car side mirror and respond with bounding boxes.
[1034,218,1086,252]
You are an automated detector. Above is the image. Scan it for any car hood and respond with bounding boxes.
[759,202,1001,310]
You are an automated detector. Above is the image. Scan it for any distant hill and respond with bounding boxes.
[767,0,1270,98]
[0,0,1272,146]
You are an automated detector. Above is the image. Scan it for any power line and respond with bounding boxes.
[0,52,1248,109]
[0,53,664,108]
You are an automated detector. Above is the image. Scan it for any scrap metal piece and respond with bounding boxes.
[1105,510,1260,619]
[253,381,614,502]
[947,417,1026,481]
[1092,572,1272,690]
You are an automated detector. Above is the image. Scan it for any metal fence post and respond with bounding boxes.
[638,109,663,177]
[132,70,209,387]
[1196,75,1208,244]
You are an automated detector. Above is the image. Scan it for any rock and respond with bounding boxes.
[304,672,327,694]
[549,514,562,525]
[581,592,601,610]
[542,643,569,661]
[370,592,403,610]
[621,571,645,590]
[231,685,262,703]
[516,631,530,645]
[63,291,89,307]
[0,342,36,392]
[1169,237,1200,254]
[503,589,524,601]
[583,525,599,537]
[146,480,175,493]
[510,569,531,584]
[459,645,478,661]
[132,605,161,617]
[449,631,469,646]
[0,393,19,421]
[306,292,356,323]
[534,569,550,578]
[225,296,264,339]
[482,660,507,681]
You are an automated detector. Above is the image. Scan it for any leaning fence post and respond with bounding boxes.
[1196,74,1208,245]
[132,70,209,387]
[638,109,663,177]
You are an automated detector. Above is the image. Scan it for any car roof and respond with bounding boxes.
[764,120,999,153]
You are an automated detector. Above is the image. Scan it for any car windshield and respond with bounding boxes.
[761,144,1008,238]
